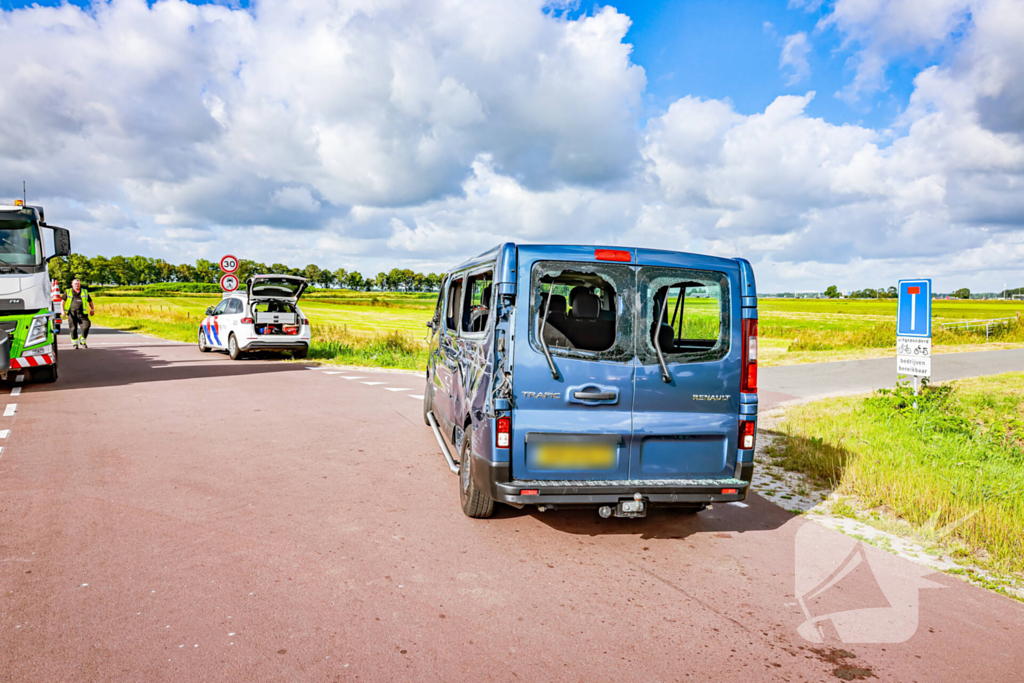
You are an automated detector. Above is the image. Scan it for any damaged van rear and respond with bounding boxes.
[423,244,758,519]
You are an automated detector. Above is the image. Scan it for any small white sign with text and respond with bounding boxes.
[896,336,931,377]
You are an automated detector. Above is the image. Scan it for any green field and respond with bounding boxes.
[767,372,1024,579]
[92,290,1023,369]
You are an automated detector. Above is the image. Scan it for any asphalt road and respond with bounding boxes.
[1,329,1022,681]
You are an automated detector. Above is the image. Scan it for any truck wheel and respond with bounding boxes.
[33,364,57,383]
[459,432,495,519]
[422,383,433,426]
[198,328,211,353]
[292,347,308,359]
[228,334,242,361]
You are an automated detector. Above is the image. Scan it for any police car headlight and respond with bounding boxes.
[25,316,49,347]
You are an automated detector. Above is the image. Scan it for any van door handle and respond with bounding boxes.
[572,391,616,401]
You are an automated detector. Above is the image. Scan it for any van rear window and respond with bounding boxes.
[638,266,731,365]
[530,261,634,362]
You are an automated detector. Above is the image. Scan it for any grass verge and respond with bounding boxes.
[767,372,1024,575]
[93,304,428,370]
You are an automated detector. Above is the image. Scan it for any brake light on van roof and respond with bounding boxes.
[739,420,756,450]
[594,249,631,262]
[496,416,510,448]
[741,318,757,393]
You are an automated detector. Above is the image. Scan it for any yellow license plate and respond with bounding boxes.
[534,442,616,470]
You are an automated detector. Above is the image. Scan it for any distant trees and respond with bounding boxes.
[46,254,443,292]
[954,288,971,300]
[824,285,840,299]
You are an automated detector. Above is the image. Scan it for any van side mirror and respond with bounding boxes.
[47,226,71,257]
[205,307,214,316]
[426,319,437,331]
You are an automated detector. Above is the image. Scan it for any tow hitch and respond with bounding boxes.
[599,493,647,519]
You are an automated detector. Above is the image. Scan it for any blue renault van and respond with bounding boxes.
[423,244,758,519]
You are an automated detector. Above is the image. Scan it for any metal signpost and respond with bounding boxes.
[219,255,239,292]
[896,279,931,398]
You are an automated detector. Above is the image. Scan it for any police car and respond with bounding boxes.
[198,274,311,360]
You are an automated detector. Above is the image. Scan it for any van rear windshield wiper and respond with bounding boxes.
[536,292,560,380]
[652,298,672,383]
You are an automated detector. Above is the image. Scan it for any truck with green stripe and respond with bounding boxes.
[0,203,71,383]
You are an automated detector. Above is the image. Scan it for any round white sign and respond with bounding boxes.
[220,273,239,292]
[220,254,239,273]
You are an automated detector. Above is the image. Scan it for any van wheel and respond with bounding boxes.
[198,328,211,353]
[459,432,495,519]
[292,348,308,359]
[228,334,242,361]
[422,383,433,426]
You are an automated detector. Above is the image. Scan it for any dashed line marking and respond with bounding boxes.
[323,372,348,375]
[10,387,20,396]
[409,395,424,400]
[340,377,366,380]
[361,382,387,386]
[14,375,23,383]
[3,404,15,417]
[385,387,414,392]
[0,430,9,438]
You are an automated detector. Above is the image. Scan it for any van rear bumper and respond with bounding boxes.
[477,457,754,506]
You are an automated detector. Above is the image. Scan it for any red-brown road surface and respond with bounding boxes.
[1,329,1022,681]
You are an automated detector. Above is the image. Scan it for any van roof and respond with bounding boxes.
[447,243,744,275]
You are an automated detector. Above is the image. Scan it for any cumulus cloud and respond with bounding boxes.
[780,32,812,85]
[0,0,1021,291]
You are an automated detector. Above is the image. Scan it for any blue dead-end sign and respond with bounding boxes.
[897,279,932,337]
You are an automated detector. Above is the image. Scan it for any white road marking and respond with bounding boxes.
[340,377,366,380]
[361,382,387,386]
[323,372,348,375]
[0,430,9,438]
[729,502,749,508]
[409,395,424,400]
[3,404,15,417]
[384,387,414,392]
[11,387,20,396]
[15,375,24,383]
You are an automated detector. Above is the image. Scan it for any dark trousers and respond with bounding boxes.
[69,311,91,340]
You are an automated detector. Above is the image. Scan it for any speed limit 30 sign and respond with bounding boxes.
[220,254,239,273]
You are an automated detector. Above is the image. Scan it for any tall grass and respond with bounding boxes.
[770,373,1024,573]
[765,319,1024,352]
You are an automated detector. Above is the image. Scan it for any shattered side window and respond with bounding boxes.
[638,266,731,365]
[529,261,634,362]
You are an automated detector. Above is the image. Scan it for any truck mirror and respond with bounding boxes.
[50,226,71,257]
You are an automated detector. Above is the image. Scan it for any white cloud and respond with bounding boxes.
[780,32,812,86]
[0,0,1021,292]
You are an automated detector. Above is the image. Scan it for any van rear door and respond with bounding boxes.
[509,247,636,482]
[629,250,742,481]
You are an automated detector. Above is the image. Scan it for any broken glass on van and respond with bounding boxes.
[529,261,634,362]
[637,266,731,366]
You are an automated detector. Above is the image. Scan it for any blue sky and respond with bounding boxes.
[0,0,1020,290]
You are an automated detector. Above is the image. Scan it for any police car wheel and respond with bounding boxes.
[228,334,242,361]
[459,431,495,519]
[198,329,211,353]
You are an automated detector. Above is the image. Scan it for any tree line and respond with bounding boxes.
[47,254,444,292]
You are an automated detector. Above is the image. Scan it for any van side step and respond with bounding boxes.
[426,411,460,475]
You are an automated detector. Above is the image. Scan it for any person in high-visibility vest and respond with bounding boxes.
[63,279,95,349]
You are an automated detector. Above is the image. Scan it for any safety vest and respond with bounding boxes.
[64,288,92,314]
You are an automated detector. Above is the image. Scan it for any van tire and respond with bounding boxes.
[198,328,211,353]
[292,348,308,360]
[422,383,433,426]
[459,433,494,519]
[228,334,242,361]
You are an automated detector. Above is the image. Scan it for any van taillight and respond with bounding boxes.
[739,420,756,450]
[595,249,631,262]
[496,416,510,448]
[741,318,757,393]
[301,318,309,326]
[241,317,254,324]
